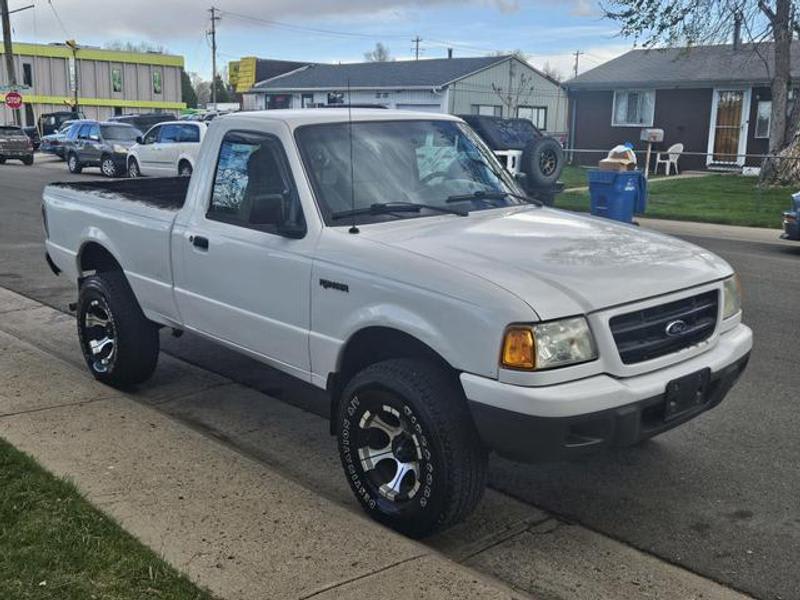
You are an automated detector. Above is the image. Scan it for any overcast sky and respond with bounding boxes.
[6,0,633,79]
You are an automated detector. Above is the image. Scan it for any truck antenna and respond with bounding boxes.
[346,79,359,234]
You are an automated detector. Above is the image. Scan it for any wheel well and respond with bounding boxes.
[328,327,457,432]
[79,242,122,277]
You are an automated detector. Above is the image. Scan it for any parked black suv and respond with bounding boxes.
[0,125,35,165]
[64,121,142,177]
[109,113,175,133]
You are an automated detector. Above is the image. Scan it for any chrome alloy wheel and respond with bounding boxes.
[356,404,422,502]
[101,158,117,177]
[83,298,117,373]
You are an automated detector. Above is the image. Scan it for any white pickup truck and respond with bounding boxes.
[43,109,752,537]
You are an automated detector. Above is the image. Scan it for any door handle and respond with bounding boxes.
[190,235,209,250]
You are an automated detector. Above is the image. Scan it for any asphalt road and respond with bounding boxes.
[2,157,799,600]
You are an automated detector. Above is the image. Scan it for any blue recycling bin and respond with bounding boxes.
[586,170,647,224]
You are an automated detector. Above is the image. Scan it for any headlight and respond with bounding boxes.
[501,317,598,370]
[112,144,128,154]
[722,274,742,319]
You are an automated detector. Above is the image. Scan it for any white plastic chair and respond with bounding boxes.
[654,143,684,175]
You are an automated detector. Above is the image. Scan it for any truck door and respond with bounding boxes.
[172,127,314,378]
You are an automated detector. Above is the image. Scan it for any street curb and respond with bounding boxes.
[0,289,528,600]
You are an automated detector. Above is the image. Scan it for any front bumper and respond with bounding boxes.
[462,323,752,462]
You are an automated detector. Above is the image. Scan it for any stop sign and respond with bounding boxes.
[5,91,23,110]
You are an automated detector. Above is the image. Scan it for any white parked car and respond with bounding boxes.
[42,109,751,537]
[127,121,207,178]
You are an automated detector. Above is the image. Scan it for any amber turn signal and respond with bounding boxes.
[501,327,535,369]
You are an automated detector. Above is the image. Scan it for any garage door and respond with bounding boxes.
[396,104,442,113]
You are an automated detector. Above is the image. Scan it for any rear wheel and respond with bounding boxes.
[337,358,487,537]
[22,155,34,166]
[0,157,6,164]
[101,155,119,177]
[77,271,159,388]
[67,153,82,174]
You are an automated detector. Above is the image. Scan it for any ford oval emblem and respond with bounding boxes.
[665,319,689,337]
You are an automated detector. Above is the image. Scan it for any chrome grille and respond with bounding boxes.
[610,290,719,365]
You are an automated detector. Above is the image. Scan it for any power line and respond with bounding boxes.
[46,0,70,38]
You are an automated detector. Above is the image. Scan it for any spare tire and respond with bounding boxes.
[521,137,564,187]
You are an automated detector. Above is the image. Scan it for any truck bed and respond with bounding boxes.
[49,176,190,211]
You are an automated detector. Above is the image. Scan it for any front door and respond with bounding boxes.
[707,89,751,167]
[171,127,314,379]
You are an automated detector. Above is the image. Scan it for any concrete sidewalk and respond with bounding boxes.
[0,286,754,600]
[0,292,522,599]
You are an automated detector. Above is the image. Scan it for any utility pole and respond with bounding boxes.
[65,39,79,112]
[209,6,220,110]
[1,0,20,124]
[412,36,422,61]
[572,50,583,79]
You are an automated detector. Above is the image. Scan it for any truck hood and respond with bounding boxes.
[359,207,732,319]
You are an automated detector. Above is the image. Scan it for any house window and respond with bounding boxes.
[472,104,502,117]
[755,100,771,139]
[22,63,33,87]
[111,68,123,93]
[612,90,655,126]
[518,106,547,130]
[301,93,314,108]
[152,70,163,95]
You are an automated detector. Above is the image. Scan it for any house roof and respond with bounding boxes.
[249,55,512,92]
[567,43,799,90]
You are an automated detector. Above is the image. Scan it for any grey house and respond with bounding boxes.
[243,55,569,138]
[566,43,792,170]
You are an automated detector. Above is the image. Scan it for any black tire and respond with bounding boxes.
[22,155,34,166]
[67,153,82,174]
[0,157,6,164]
[337,358,487,538]
[128,157,141,178]
[178,161,193,177]
[521,136,564,187]
[101,155,119,178]
[77,271,159,388]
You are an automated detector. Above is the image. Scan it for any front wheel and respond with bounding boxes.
[337,358,488,538]
[128,157,141,178]
[178,161,193,177]
[77,271,159,388]
[101,155,119,177]
[22,155,34,166]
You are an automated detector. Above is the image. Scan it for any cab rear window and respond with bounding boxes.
[0,126,25,137]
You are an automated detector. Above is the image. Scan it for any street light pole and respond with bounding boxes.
[209,7,220,111]
[1,0,20,125]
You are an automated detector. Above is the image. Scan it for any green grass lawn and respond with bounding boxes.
[0,437,214,600]
[556,174,792,229]
[559,165,591,189]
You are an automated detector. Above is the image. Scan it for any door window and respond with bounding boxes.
[207,131,305,236]
[159,125,180,143]
[87,124,101,140]
[177,124,200,143]
[143,126,161,145]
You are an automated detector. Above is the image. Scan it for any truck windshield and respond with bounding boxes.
[101,125,140,141]
[296,119,526,225]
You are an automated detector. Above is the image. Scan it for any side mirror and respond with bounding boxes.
[136,136,144,144]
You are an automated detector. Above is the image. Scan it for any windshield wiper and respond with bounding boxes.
[445,190,543,207]
[331,202,468,220]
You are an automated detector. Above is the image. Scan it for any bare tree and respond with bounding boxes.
[104,40,168,54]
[602,0,795,182]
[491,61,537,117]
[540,61,563,82]
[364,43,393,62]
